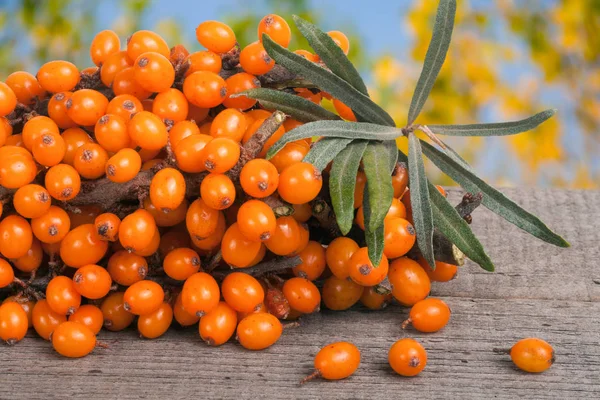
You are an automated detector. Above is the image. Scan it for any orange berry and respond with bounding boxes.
[332,98,356,121]
[163,248,201,281]
[0,215,32,259]
[293,241,326,280]
[61,127,92,165]
[270,140,310,173]
[510,338,555,373]
[0,117,12,146]
[59,223,109,268]
[0,259,14,288]
[388,257,431,306]
[106,148,142,183]
[221,222,265,268]
[360,286,393,310]
[90,29,121,66]
[222,72,260,110]
[31,131,66,167]
[278,162,323,204]
[45,164,80,201]
[100,50,132,86]
[69,304,104,335]
[291,203,312,223]
[173,292,199,327]
[294,49,320,62]
[240,159,279,198]
[107,250,148,286]
[347,247,389,286]
[326,237,359,280]
[73,143,109,179]
[5,71,45,105]
[181,272,220,317]
[200,173,236,210]
[138,302,173,339]
[149,167,186,212]
[118,209,157,253]
[152,88,189,123]
[0,302,29,344]
[13,184,51,219]
[52,321,96,358]
[123,280,165,316]
[418,258,458,282]
[237,200,276,242]
[73,264,112,300]
[0,82,17,117]
[242,117,286,158]
[133,52,175,93]
[66,89,108,126]
[186,198,221,240]
[169,120,200,148]
[264,216,301,256]
[185,50,222,76]
[240,41,274,75]
[11,237,42,273]
[183,71,227,108]
[282,277,321,314]
[22,115,59,151]
[295,87,322,104]
[200,137,240,173]
[32,299,66,340]
[106,94,144,120]
[210,108,247,141]
[305,342,360,382]
[37,60,79,93]
[327,30,350,54]
[174,134,213,173]
[383,217,416,259]
[127,110,168,150]
[258,14,291,47]
[31,205,70,244]
[404,298,451,333]
[0,150,37,189]
[195,21,236,53]
[389,338,427,376]
[46,275,81,315]
[47,92,77,129]
[322,276,363,311]
[113,66,152,99]
[95,114,131,153]
[127,30,170,62]
[199,301,237,346]
[236,313,282,350]
[392,162,409,198]
[101,292,134,332]
[221,272,265,313]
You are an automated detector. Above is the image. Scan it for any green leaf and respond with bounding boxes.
[303,137,353,171]
[437,137,472,171]
[407,132,436,268]
[384,140,399,173]
[262,34,395,127]
[428,109,556,136]
[428,183,495,271]
[362,142,394,233]
[293,15,369,97]
[420,140,570,247]
[233,88,339,123]
[407,0,456,124]
[330,140,368,235]
[365,218,385,267]
[266,120,401,158]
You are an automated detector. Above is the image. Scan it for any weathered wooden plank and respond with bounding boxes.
[0,188,598,399]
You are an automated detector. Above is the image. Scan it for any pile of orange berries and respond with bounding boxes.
[0,14,553,377]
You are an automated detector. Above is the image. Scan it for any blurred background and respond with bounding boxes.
[0,0,597,188]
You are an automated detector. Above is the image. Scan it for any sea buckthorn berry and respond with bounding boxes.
[61,127,92,165]
[0,81,18,117]
[67,89,109,126]
[101,292,134,332]
[138,302,173,339]
[46,276,81,315]
[107,250,148,286]
[163,248,201,281]
[5,71,45,105]
[302,342,361,383]
[201,137,240,173]
[3,133,21,147]
[436,185,447,197]
[294,49,320,62]
[144,197,188,228]
[0,259,14,288]
[186,198,221,240]
[347,247,389,286]
[0,117,12,146]
[37,60,79,93]
[60,223,109,268]
[240,159,279,198]
[113,67,152,99]
[328,30,350,55]
[510,338,555,373]
[73,264,112,300]
[0,151,37,189]
[73,143,109,179]
[383,217,416,259]
[221,223,265,268]
[283,118,303,133]
[32,299,66,340]
[296,87,322,104]
[356,198,406,230]
[294,223,310,255]
[95,114,131,152]
[152,88,189,123]
[278,162,323,205]
[31,205,70,243]
[240,41,275,75]
[52,321,96,358]
[200,173,236,210]
[388,257,431,306]
[181,272,220,317]
[270,140,310,173]
[68,305,103,335]
[0,215,32,259]
[45,164,81,201]
[322,276,364,311]
[282,277,321,314]
[3,297,35,328]
[403,298,451,333]
[13,184,51,219]
[12,238,43,273]
[293,241,327,280]
[237,200,276,242]
[170,43,189,62]
[119,209,157,252]
[264,216,301,256]
[236,313,282,350]
[0,302,29,345]
[392,162,409,198]
[210,108,247,141]
[187,104,209,122]
[106,94,144,120]
[258,14,291,47]
[418,257,458,282]
[332,98,356,121]
[173,292,199,326]
[31,131,66,167]
[90,29,120,66]
[389,338,427,376]
[150,167,186,212]
[23,115,59,150]
[100,50,132,86]
[47,92,77,129]
[133,52,175,93]
[199,301,237,346]
[127,30,170,62]
[174,134,213,173]
[183,71,227,108]
[326,237,359,280]
[291,203,311,223]
[186,50,222,76]
[106,148,142,183]
[128,110,168,150]
[159,227,191,257]
[242,118,286,158]
[222,72,260,110]
[199,121,212,134]
[237,302,267,321]
[195,21,236,54]
[221,272,265,313]
[360,287,393,310]
[123,280,164,316]
[169,120,200,148]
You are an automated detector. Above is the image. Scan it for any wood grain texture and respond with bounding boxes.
[1,188,599,399]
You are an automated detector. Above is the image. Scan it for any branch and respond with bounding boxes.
[212,256,301,279]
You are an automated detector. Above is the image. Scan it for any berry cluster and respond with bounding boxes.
[0,14,553,377]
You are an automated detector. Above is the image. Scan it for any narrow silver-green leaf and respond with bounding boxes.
[407,0,456,124]
[421,140,570,247]
[330,140,368,235]
[362,142,394,234]
[303,137,353,171]
[428,183,494,271]
[266,120,401,158]
[293,15,369,97]
[365,218,385,267]
[428,109,556,136]
[407,132,436,268]
[384,140,399,173]
[262,34,395,127]
[233,88,339,123]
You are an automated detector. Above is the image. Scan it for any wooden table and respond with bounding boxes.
[1,188,598,399]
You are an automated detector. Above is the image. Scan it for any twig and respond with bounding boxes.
[212,256,301,279]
